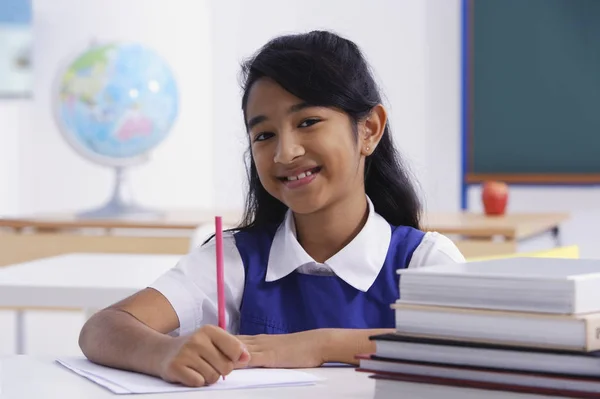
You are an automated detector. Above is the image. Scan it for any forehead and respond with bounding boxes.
[245,78,303,119]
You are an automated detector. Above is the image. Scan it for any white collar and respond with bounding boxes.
[265,196,392,292]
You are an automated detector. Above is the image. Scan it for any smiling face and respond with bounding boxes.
[245,78,366,215]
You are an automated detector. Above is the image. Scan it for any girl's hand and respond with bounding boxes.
[237,329,327,369]
[158,325,250,386]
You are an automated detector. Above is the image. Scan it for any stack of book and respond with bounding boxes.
[357,257,600,398]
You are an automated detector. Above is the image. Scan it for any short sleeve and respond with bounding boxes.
[148,232,245,336]
[408,232,466,268]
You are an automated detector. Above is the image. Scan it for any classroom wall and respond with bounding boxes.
[208,0,465,213]
[209,0,436,211]
[0,101,23,216]
[467,186,600,213]
[423,0,462,212]
[2,0,451,216]
[1,0,597,218]
[7,0,214,215]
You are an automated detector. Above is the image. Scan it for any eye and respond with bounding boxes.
[298,118,321,128]
[253,132,274,142]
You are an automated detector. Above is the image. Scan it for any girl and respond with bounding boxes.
[79,30,465,387]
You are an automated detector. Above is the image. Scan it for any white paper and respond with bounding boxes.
[56,357,322,394]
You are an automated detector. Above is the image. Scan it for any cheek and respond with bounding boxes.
[252,149,267,175]
[252,148,276,186]
[321,132,359,170]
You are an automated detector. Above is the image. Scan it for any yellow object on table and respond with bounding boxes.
[467,245,579,262]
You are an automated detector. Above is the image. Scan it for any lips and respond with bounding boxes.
[277,166,321,189]
[277,166,322,182]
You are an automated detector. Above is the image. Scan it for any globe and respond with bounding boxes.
[56,42,179,165]
[53,42,179,218]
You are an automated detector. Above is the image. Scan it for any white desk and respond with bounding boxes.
[0,253,182,354]
[0,356,555,399]
[0,356,370,399]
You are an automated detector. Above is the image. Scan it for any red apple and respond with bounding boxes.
[482,181,508,216]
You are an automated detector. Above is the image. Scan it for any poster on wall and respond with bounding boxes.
[0,0,32,98]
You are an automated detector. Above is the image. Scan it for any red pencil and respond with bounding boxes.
[215,216,225,330]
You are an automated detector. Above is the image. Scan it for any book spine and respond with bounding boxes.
[584,317,600,351]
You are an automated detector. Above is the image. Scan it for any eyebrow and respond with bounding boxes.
[246,102,314,130]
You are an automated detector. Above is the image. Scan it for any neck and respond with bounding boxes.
[294,192,369,263]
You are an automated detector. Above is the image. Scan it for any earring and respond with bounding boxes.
[366,146,370,153]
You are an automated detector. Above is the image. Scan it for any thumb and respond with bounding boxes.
[234,346,251,368]
[239,346,251,363]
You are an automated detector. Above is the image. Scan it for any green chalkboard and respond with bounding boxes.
[468,0,600,183]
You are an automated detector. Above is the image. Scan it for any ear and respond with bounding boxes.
[359,104,387,156]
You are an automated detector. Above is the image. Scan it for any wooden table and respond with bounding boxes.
[422,212,570,258]
[0,209,242,266]
[0,209,242,232]
[0,210,569,265]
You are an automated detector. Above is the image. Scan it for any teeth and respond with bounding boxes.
[286,169,315,181]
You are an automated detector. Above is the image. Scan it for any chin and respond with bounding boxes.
[287,203,322,215]
[280,195,327,216]
[266,174,331,215]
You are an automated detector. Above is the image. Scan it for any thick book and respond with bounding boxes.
[356,354,600,398]
[369,333,600,377]
[392,303,600,351]
[396,257,600,314]
[366,368,600,399]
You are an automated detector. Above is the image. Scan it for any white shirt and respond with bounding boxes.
[149,199,465,335]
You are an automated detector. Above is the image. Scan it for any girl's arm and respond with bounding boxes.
[79,288,178,375]
[80,288,247,386]
[238,328,394,368]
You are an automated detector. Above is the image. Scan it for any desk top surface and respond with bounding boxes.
[0,356,372,399]
[0,253,180,288]
[0,356,544,399]
[0,210,569,239]
[421,212,569,239]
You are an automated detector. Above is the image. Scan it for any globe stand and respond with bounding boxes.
[76,167,163,219]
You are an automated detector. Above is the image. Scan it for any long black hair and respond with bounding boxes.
[237,30,422,231]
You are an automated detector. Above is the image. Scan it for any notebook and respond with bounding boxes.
[397,257,600,314]
[56,357,322,394]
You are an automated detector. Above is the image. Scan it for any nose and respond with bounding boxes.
[273,132,305,164]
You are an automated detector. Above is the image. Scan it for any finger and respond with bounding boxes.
[171,366,206,387]
[206,326,247,361]
[234,361,250,370]
[232,347,251,369]
[200,343,236,377]
[185,357,222,386]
